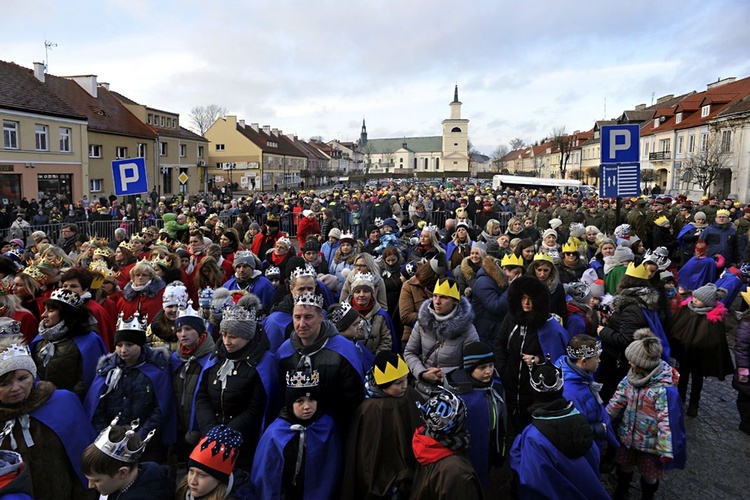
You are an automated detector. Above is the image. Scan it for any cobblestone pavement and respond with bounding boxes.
[602,310,750,499]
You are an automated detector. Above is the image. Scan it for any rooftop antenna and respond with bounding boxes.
[603,97,606,119]
[44,40,57,72]
[651,92,655,106]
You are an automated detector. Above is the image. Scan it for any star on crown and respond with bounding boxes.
[93,416,155,464]
[294,292,324,309]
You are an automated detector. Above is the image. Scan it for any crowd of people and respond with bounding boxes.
[0,179,745,499]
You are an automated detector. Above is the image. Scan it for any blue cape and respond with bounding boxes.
[715,271,744,307]
[169,351,217,432]
[642,309,671,362]
[276,329,367,380]
[30,331,107,394]
[30,388,95,487]
[250,414,341,499]
[538,317,570,363]
[254,350,281,430]
[263,311,292,353]
[457,380,505,486]
[375,308,399,353]
[510,424,608,500]
[664,386,687,470]
[222,275,276,312]
[84,356,177,445]
[677,256,716,292]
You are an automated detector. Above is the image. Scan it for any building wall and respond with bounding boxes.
[86,131,153,198]
[0,109,88,203]
[205,116,263,190]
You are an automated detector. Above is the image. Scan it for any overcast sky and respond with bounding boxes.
[3,0,749,155]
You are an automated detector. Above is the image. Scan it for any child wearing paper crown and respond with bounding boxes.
[446,341,507,489]
[342,351,422,499]
[176,425,247,500]
[84,312,176,463]
[81,421,174,499]
[251,369,342,500]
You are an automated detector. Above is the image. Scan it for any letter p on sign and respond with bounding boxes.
[120,163,139,189]
[600,124,639,164]
[112,157,149,195]
[609,131,630,160]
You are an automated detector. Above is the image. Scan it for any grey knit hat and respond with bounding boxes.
[219,307,257,340]
[564,282,592,306]
[613,245,634,264]
[625,328,662,370]
[691,283,726,308]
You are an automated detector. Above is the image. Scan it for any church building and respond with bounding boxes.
[357,86,470,177]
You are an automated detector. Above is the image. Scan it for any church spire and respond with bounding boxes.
[453,84,459,103]
[359,118,368,147]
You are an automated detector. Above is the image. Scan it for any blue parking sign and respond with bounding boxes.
[601,125,640,163]
[112,158,149,195]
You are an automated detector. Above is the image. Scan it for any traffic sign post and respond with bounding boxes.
[112,157,149,196]
[600,125,641,227]
[599,162,641,198]
[601,124,640,163]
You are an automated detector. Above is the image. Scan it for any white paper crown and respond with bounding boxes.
[328,301,353,325]
[0,343,31,363]
[351,272,375,286]
[221,306,257,322]
[276,237,292,248]
[50,288,84,309]
[566,340,602,360]
[290,265,317,280]
[0,319,21,337]
[374,217,383,227]
[422,223,439,234]
[116,312,148,332]
[339,231,355,241]
[286,369,320,389]
[177,300,202,320]
[93,416,155,463]
[265,265,281,277]
[294,292,324,309]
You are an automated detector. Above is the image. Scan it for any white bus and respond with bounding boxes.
[492,174,583,192]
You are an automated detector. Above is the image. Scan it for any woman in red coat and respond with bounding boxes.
[116,261,166,323]
[297,209,321,248]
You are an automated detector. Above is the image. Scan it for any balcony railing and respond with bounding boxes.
[649,151,671,161]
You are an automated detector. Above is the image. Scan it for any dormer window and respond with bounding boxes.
[675,112,682,124]
[654,118,660,128]
[701,105,710,117]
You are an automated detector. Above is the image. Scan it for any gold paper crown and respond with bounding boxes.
[373,354,410,385]
[93,416,155,463]
[433,278,460,300]
[654,215,669,226]
[116,312,148,332]
[561,242,579,254]
[129,235,143,244]
[625,262,650,280]
[533,253,555,264]
[285,369,320,389]
[94,246,114,258]
[266,214,280,222]
[118,241,135,253]
[135,257,156,270]
[294,292,324,309]
[716,209,730,216]
[0,281,12,297]
[500,253,525,268]
[21,265,48,286]
[151,255,171,269]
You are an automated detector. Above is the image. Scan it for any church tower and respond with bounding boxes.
[358,118,368,147]
[441,85,469,173]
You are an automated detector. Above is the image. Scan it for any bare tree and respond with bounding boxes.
[532,155,544,177]
[360,142,375,173]
[509,138,526,151]
[490,145,509,173]
[586,167,600,185]
[681,130,734,195]
[190,105,227,135]
[550,127,574,178]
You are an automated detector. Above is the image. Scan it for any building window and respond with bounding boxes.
[161,117,165,126]
[59,127,71,152]
[435,158,440,169]
[215,144,225,151]
[163,168,173,194]
[677,135,683,154]
[147,114,153,124]
[35,124,48,151]
[116,146,128,159]
[159,142,167,156]
[643,142,649,158]
[89,144,102,158]
[676,112,682,124]
[180,144,187,157]
[198,145,204,158]
[721,130,731,153]
[3,121,18,149]
[137,143,147,158]
[701,105,710,117]
[688,135,695,153]
[658,139,670,153]
[424,158,428,170]
[654,118,660,128]
[451,127,462,133]
[700,133,708,151]
[90,179,103,192]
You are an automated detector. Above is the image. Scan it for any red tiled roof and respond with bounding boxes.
[236,124,306,157]
[44,74,157,139]
[0,61,86,120]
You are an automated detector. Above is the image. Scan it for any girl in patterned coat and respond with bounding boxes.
[606,328,686,500]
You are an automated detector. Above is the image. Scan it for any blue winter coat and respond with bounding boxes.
[700,221,738,263]
[222,273,276,312]
[471,257,509,343]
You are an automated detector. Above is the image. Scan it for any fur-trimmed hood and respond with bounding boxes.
[96,345,170,373]
[416,296,475,341]
[610,286,660,313]
[478,255,507,288]
[459,257,481,281]
[122,276,167,300]
[507,275,550,328]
